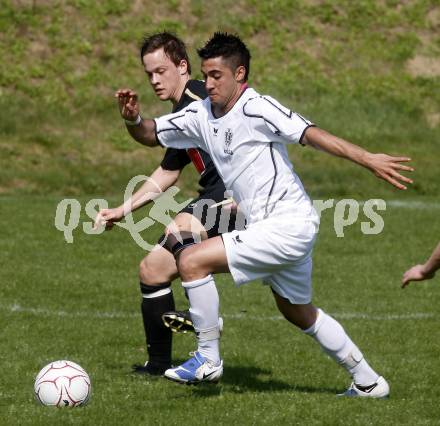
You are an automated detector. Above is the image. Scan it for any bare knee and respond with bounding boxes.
[177,247,210,282]
[139,250,178,285]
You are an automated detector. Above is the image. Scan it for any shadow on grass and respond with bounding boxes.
[128,361,340,397]
[188,365,340,398]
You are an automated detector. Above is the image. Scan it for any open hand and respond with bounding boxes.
[366,153,414,190]
[115,89,140,121]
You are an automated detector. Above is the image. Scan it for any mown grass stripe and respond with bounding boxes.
[2,303,435,321]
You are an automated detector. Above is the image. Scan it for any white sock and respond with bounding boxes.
[182,275,221,365]
[304,309,379,386]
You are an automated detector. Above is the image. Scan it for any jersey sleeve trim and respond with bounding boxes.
[156,108,198,135]
[299,124,316,146]
[261,96,294,119]
[243,95,314,142]
[153,119,164,147]
[242,96,283,135]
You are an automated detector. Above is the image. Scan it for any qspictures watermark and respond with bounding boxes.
[313,198,386,237]
[54,175,387,251]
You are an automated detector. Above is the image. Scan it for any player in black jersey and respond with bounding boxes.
[95,33,239,376]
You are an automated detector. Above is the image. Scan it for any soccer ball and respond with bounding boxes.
[34,360,91,407]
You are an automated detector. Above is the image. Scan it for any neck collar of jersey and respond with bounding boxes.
[210,83,250,119]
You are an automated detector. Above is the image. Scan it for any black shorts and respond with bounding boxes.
[178,185,244,238]
[150,187,239,244]
[158,187,245,246]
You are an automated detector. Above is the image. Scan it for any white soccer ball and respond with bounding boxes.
[34,360,91,407]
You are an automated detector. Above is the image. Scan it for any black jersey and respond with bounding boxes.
[160,80,226,196]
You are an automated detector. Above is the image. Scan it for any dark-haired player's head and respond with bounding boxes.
[140,32,191,103]
[198,32,250,81]
[197,33,251,108]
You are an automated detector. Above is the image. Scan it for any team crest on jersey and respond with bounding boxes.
[224,128,233,155]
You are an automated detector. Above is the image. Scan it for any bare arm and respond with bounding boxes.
[94,166,180,229]
[302,127,414,190]
[123,166,180,213]
[402,242,440,288]
[115,88,158,147]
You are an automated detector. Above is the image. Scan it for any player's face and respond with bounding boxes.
[201,57,244,108]
[142,48,187,102]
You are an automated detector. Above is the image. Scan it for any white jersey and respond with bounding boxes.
[155,88,318,225]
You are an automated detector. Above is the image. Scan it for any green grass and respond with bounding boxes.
[0,0,439,196]
[1,1,439,423]
[1,195,439,424]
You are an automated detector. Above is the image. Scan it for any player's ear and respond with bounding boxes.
[178,59,188,75]
[235,65,246,83]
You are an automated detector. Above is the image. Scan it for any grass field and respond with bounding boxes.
[1,0,438,197]
[1,195,439,425]
[1,0,439,424]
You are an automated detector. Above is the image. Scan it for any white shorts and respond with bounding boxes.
[222,216,319,305]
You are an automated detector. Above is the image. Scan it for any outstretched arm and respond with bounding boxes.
[401,242,440,288]
[302,127,414,190]
[94,166,180,230]
[115,88,158,147]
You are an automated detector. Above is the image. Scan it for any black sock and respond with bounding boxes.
[140,282,175,368]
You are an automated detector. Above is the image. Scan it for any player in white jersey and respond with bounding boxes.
[116,33,414,397]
